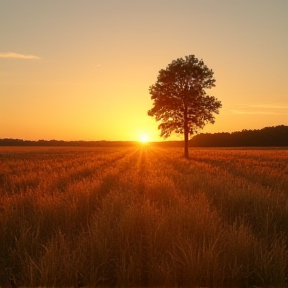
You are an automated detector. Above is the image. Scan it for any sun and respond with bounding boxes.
[139,134,149,143]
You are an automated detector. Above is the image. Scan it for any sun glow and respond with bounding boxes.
[139,134,149,143]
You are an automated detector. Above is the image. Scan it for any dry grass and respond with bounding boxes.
[0,146,287,287]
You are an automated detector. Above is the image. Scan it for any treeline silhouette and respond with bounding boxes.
[0,139,137,147]
[189,125,288,147]
[0,125,287,147]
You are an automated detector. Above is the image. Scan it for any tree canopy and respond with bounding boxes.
[148,55,222,158]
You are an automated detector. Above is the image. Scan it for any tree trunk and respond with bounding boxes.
[184,105,189,159]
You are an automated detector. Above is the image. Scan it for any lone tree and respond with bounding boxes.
[148,55,222,158]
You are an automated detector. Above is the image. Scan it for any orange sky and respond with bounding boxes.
[1,0,287,142]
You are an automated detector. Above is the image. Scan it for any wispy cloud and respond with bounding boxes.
[248,104,288,109]
[0,52,41,60]
[230,102,288,116]
[230,110,282,115]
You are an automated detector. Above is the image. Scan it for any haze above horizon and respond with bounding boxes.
[1,0,287,142]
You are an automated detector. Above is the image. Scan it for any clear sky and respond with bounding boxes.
[1,0,287,141]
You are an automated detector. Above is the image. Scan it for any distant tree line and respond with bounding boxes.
[0,125,287,147]
[189,125,288,147]
[0,139,137,147]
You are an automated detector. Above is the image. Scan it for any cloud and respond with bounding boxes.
[230,110,281,115]
[249,104,288,109]
[236,103,288,109]
[0,52,41,60]
[230,102,288,115]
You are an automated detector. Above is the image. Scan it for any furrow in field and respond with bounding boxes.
[1,146,288,287]
[155,148,288,238]
[187,149,288,192]
[84,146,225,287]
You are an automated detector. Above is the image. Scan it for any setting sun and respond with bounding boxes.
[139,134,149,143]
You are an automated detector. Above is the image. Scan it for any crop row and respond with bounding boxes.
[0,146,287,287]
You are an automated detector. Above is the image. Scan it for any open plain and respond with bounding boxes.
[0,146,288,287]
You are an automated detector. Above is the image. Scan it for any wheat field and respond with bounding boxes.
[0,145,287,287]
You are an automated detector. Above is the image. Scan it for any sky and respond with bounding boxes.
[1,0,287,142]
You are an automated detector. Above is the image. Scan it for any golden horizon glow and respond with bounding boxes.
[139,134,149,143]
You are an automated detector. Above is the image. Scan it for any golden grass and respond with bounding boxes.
[0,146,287,287]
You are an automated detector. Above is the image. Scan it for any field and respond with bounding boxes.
[0,145,288,287]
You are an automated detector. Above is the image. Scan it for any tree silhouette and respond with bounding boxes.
[148,55,222,158]
[189,125,288,147]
